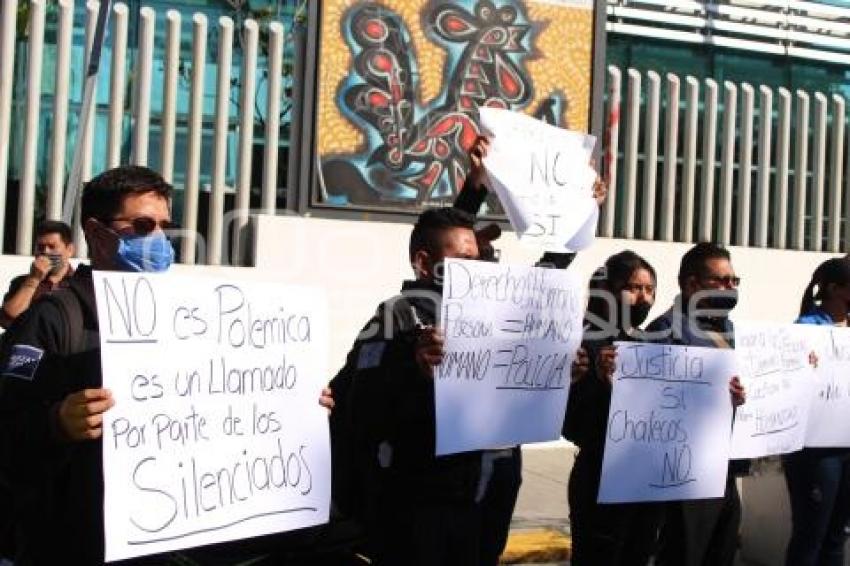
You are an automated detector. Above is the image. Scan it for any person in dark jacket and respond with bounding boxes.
[563,250,661,565]
[453,134,608,565]
[452,135,522,566]
[329,206,483,565]
[0,166,176,565]
[646,242,746,566]
[0,167,336,566]
[1,220,77,329]
[784,257,850,566]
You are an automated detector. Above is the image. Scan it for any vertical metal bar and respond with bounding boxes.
[828,95,844,253]
[736,84,754,247]
[233,19,258,266]
[262,22,284,215]
[622,69,641,239]
[46,0,75,220]
[810,93,828,252]
[81,1,98,184]
[131,6,155,166]
[285,12,307,216]
[17,0,47,254]
[680,76,699,243]
[641,71,661,240]
[660,73,680,242]
[719,81,737,246]
[845,99,850,253]
[792,90,810,251]
[208,16,233,266]
[699,79,718,242]
[77,0,100,257]
[0,0,19,251]
[107,2,128,169]
[774,88,791,249]
[601,65,621,238]
[182,13,207,265]
[755,86,773,248]
[160,10,181,184]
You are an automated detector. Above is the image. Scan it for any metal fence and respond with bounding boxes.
[600,65,850,253]
[0,0,294,266]
[1,2,848,267]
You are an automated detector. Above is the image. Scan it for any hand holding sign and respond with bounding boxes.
[58,388,115,441]
[478,107,598,252]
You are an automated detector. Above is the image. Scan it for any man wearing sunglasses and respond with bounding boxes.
[645,242,748,566]
[0,165,175,564]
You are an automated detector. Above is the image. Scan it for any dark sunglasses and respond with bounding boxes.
[103,216,178,236]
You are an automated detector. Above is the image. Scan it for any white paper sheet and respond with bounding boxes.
[95,272,331,562]
[805,326,850,448]
[598,342,736,503]
[479,107,598,252]
[730,322,819,458]
[435,259,584,455]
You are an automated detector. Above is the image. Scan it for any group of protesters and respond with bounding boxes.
[0,137,848,566]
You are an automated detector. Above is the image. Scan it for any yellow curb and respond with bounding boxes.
[499,529,571,564]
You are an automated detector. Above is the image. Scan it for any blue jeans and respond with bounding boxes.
[783,450,850,566]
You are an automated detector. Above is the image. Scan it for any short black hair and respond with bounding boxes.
[81,165,172,223]
[678,242,731,287]
[35,220,73,245]
[409,207,475,261]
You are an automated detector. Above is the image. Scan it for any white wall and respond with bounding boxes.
[253,214,839,373]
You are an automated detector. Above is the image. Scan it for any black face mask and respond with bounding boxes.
[705,289,739,314]
[627,301,652,328]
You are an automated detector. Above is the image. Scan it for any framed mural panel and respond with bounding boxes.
[302,0,603,215]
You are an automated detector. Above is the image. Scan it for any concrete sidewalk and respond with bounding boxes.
[502,445,573,565]
[501,445,761,565]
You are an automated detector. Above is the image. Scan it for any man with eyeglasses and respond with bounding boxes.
[0,165,176,564]
[645,242,748,566]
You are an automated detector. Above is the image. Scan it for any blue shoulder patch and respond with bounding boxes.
[357,341,386,370]
[3,344,45,381]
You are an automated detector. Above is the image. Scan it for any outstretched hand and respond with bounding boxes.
[467,136,491,190]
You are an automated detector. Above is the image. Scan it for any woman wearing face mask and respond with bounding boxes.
[563,250,661,566]
[783,257,850,566]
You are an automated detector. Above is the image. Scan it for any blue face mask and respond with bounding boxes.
[114,232,174,272]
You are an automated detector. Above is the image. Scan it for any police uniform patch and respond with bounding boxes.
[357,341,386,369]
[3,344,45,381]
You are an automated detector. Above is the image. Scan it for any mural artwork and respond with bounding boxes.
[316,0,594,211]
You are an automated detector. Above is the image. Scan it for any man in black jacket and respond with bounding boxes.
[329,206,482,565]
[645,242,747,566]
[0,166,175,564]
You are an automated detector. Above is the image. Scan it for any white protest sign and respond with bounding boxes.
[805,326,850,447]
[478,107,598,252]
[435,259,584,455]
[95,272,331,562]
[730,322,818,458]
[598,342,735,503]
